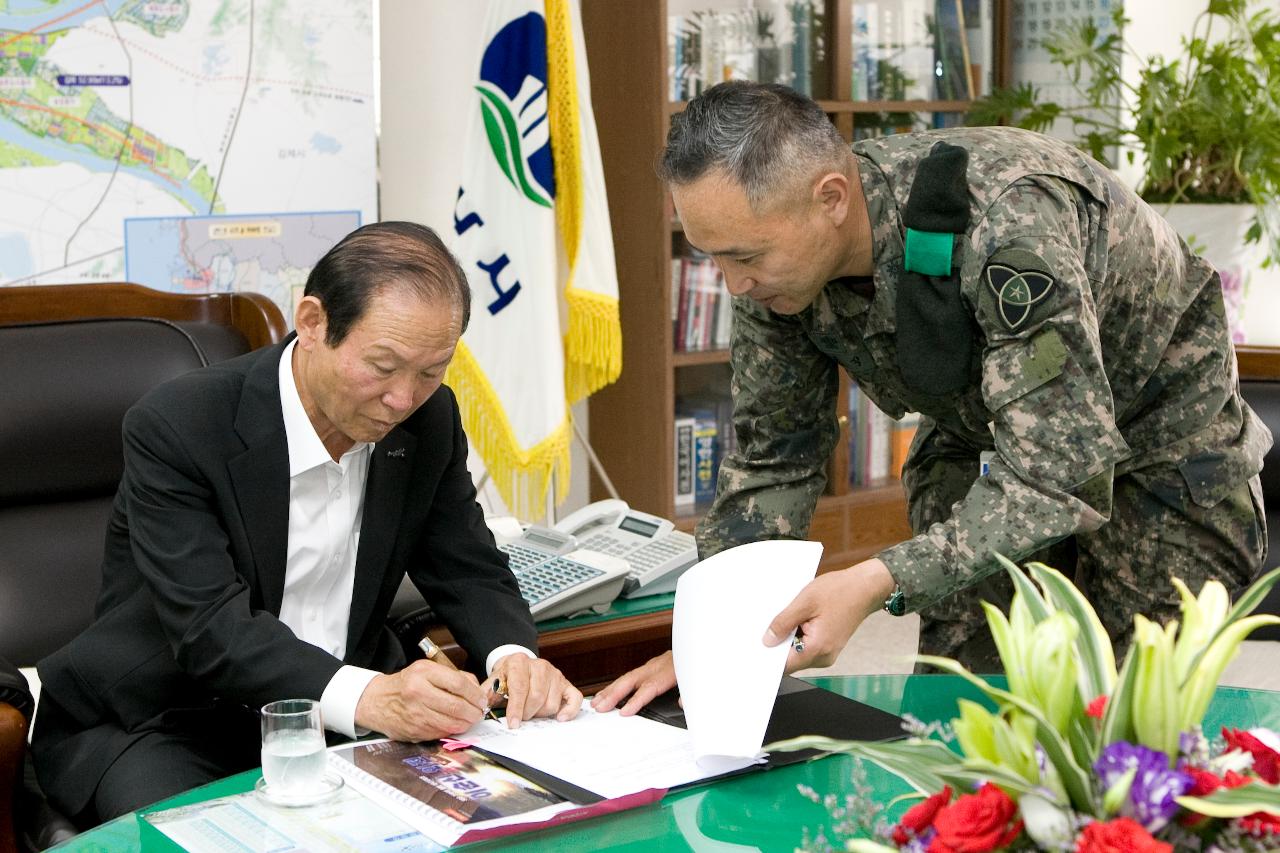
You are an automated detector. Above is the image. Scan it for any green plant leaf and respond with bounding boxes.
[766,736,960,796]
[995,553,1052,621]
[1176,781,1280,817]
[1025,561,1117,700]
[933,764,1047,801]
[916,655,1097,813]
[1100,645,1139,748]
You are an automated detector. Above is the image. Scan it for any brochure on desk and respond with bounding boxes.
[139,735,667,852]
[326,737,664,846]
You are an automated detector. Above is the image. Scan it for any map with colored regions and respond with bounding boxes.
[124,210,361,322]
[0,0,374,292]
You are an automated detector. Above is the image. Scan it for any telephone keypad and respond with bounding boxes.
[507,555,605,606]
[579,532,633,557]
[501,544,553,571]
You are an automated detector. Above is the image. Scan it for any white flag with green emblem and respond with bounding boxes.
[448,0,621,520]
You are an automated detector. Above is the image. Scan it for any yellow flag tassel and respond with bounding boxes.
[564,287,622,403]
[546,0,622,404]
[446,342,572,521]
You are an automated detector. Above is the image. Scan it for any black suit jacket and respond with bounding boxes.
[33,338,536,814]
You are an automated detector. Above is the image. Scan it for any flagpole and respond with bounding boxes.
[570,412,620,501]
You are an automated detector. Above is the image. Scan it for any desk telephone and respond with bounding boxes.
[492,501,699,621]
[552,500,699,599]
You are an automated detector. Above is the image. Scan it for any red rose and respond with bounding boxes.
[1238,811,1280,835]
[1074,817,1173,853]
[1179,767,1254,827]
[1222,728,1280,784]
[893,786,952,845]
[927,783,1022,852]
[1184,766,1224,797]
[1178,768,1222,828]
[1223,769,1254,789]
[1086,695,1108,719]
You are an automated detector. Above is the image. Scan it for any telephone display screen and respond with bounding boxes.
[619,516,661,538]
[525,530,568,550]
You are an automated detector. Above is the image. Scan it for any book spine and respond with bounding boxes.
[692,415,718,505]
[674,415,697,510]
[867,404,892,482]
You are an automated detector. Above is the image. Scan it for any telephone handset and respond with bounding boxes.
[553,500,699,599]
[498,525,629,621]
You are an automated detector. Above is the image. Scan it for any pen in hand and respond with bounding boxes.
[481,675,507,723]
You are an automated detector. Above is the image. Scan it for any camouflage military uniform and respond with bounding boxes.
[696,126,1271,673]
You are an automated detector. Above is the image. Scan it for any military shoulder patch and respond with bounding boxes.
[985,261,1055,331]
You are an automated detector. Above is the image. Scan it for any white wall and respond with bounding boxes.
[378,1,592,522]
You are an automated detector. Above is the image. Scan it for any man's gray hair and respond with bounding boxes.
[658,81,849,208]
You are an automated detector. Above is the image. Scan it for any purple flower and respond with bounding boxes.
[902,830,934,853]
[1094,741,1193,832]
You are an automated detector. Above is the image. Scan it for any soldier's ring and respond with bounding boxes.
[791,637,805,653]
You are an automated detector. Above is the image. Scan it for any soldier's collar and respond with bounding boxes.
[855,152,905,270]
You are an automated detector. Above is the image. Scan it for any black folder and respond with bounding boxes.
[475,677,906,803]
[639,675,906,772]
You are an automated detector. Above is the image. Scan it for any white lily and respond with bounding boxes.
[1171,578,1230,682]
[1020,791,1076,850]
[1129,616,1180,760]
[952,699,1000,765]
[1178,612,1280,733]
[1024,611,1079,735]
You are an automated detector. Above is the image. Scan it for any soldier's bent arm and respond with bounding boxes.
[695,296,842,558]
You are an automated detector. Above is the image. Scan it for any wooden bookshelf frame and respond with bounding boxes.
[583,0,1010,571]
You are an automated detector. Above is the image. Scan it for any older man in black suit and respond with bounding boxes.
[32,222,580,825]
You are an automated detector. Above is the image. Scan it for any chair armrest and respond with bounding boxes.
[0,702,28,853]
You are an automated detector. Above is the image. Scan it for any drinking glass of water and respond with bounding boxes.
[257,698,342,806]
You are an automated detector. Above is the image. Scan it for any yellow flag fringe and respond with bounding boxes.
[545,0,581,273]
[564,287,622,403]
[446,342,572,521]
[546,0,622,404]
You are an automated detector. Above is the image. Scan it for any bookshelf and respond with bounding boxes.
[582,0,1011,574]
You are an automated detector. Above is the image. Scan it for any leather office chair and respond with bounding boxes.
[0,283,285,850]
[1238,346,1280,639]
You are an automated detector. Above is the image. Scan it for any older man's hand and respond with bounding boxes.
[487,654,583,729]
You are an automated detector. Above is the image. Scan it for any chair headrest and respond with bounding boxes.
[0,318,209,503]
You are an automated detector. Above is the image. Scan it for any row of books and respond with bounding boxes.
[671,255,733,353]
[668,1,828,101]
[851,0,992,102]
[672,384,919,509]
[674,394,737,511]
[848,384,919,486]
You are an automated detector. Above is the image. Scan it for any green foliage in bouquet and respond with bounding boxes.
[773,556,1280,851]
[966,0,1280,265]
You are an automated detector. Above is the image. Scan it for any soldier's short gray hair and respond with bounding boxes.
[659,81,849,209]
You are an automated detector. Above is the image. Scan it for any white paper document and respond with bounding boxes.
[461,707,759,799]
[672,539,823,763]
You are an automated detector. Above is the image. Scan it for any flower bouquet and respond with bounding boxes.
[774,556,1280,852]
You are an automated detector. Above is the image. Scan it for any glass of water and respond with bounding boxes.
[259,698,337,805]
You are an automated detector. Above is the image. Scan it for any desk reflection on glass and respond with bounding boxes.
[52,675,1280,853]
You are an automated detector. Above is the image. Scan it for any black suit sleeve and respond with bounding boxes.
[120,401,342,705]
[404,388,538,670]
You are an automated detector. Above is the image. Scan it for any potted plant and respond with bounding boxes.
[966,0,1280,342]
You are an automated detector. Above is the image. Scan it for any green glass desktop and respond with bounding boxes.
[49,674,1280,852]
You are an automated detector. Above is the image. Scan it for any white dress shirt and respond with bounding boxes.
[276,341,533,738]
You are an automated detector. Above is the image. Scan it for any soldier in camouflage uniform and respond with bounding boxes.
[594,81,1268,711]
